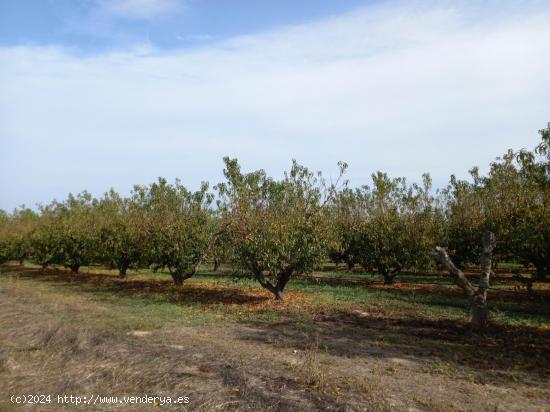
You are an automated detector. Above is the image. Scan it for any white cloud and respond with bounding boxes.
[1,1,549,209]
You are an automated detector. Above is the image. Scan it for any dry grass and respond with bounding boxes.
[1,265,549,411]
[0,271,371,411]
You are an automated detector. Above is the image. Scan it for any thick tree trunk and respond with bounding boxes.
[255,267,293,301]
[171,272,184,286]
[213,258,221,272]
[70,263,80,274]
[170,270,194,286]
[118,265,128,278]
[471,294,488,331]
[431,231,495,332]
[381,267,399,284]
[262,279,287,300]
[273,269,292,300]
[347,260,354,270]
[273,288,285,300]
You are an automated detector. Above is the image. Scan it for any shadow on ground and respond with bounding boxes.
[0,266,268,306]
[240,310,550,385]
[2,264,549,387]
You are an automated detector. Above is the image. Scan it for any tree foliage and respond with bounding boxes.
[0,126,548,301]
[351,173,443,283]
[443,127,550,279]
[27,205,61,269]
[53,192,99,273]
[135,178,216,285]
[96,189,147,277]
[216,158,346,299]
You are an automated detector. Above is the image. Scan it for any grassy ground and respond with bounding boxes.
[1,264,549,411]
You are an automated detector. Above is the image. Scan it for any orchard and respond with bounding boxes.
[0,130,548,331]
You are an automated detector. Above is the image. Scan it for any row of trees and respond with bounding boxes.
[331,128,549,284]
[329,172,443,284]
[0,158,342,301]
[0,180,218,286]
[1,130,549,302]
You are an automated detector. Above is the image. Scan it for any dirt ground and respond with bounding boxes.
[0,268,549,411]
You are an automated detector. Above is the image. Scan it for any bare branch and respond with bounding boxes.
[430,246,475,299]
[318,166,347,212]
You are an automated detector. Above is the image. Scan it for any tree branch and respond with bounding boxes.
[430,247,475,299]
[431,231,495,332]
[190,222,230,275]
[478,231,496,293]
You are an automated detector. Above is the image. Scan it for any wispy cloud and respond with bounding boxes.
[1,1,549,209]
[96,0,182,20]
[58,0,185,46]
[176,34,216,42]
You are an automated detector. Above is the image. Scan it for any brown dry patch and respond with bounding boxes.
[238,309,550,381]
[1,266,550,411]
[0,276,376,411]
[1,265,315,312]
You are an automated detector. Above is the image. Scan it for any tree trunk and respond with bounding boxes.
[118,265,128,278]
[171,272,183,286]
[41,263,48,270]
[274,289,285,300]
[169,269,194,286]
[533,262,546,281]
[255,267,293,301]
[262,280,287,301]
[381,268,399,284]
[213,258,221,272]
[70,263,80,274]
[347,260,354,270]
[272,269,292,300]
[471,293,488,331]
[431,231,495,333]
[383,273,397,284]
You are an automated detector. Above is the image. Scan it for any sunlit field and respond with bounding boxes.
[2,1,550,411]
[1,262,548,411]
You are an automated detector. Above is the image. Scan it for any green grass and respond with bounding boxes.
[135,270,550,328]
[4,263,550,330]
[89,292,221,328]
[127,264,535,293]
[183,274,550,328]
[296,322,317,334]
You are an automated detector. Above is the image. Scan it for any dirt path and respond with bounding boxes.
[1,273,548,411]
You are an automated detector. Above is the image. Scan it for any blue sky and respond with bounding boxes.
[1,0,549,210]
[0,0,370,52]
